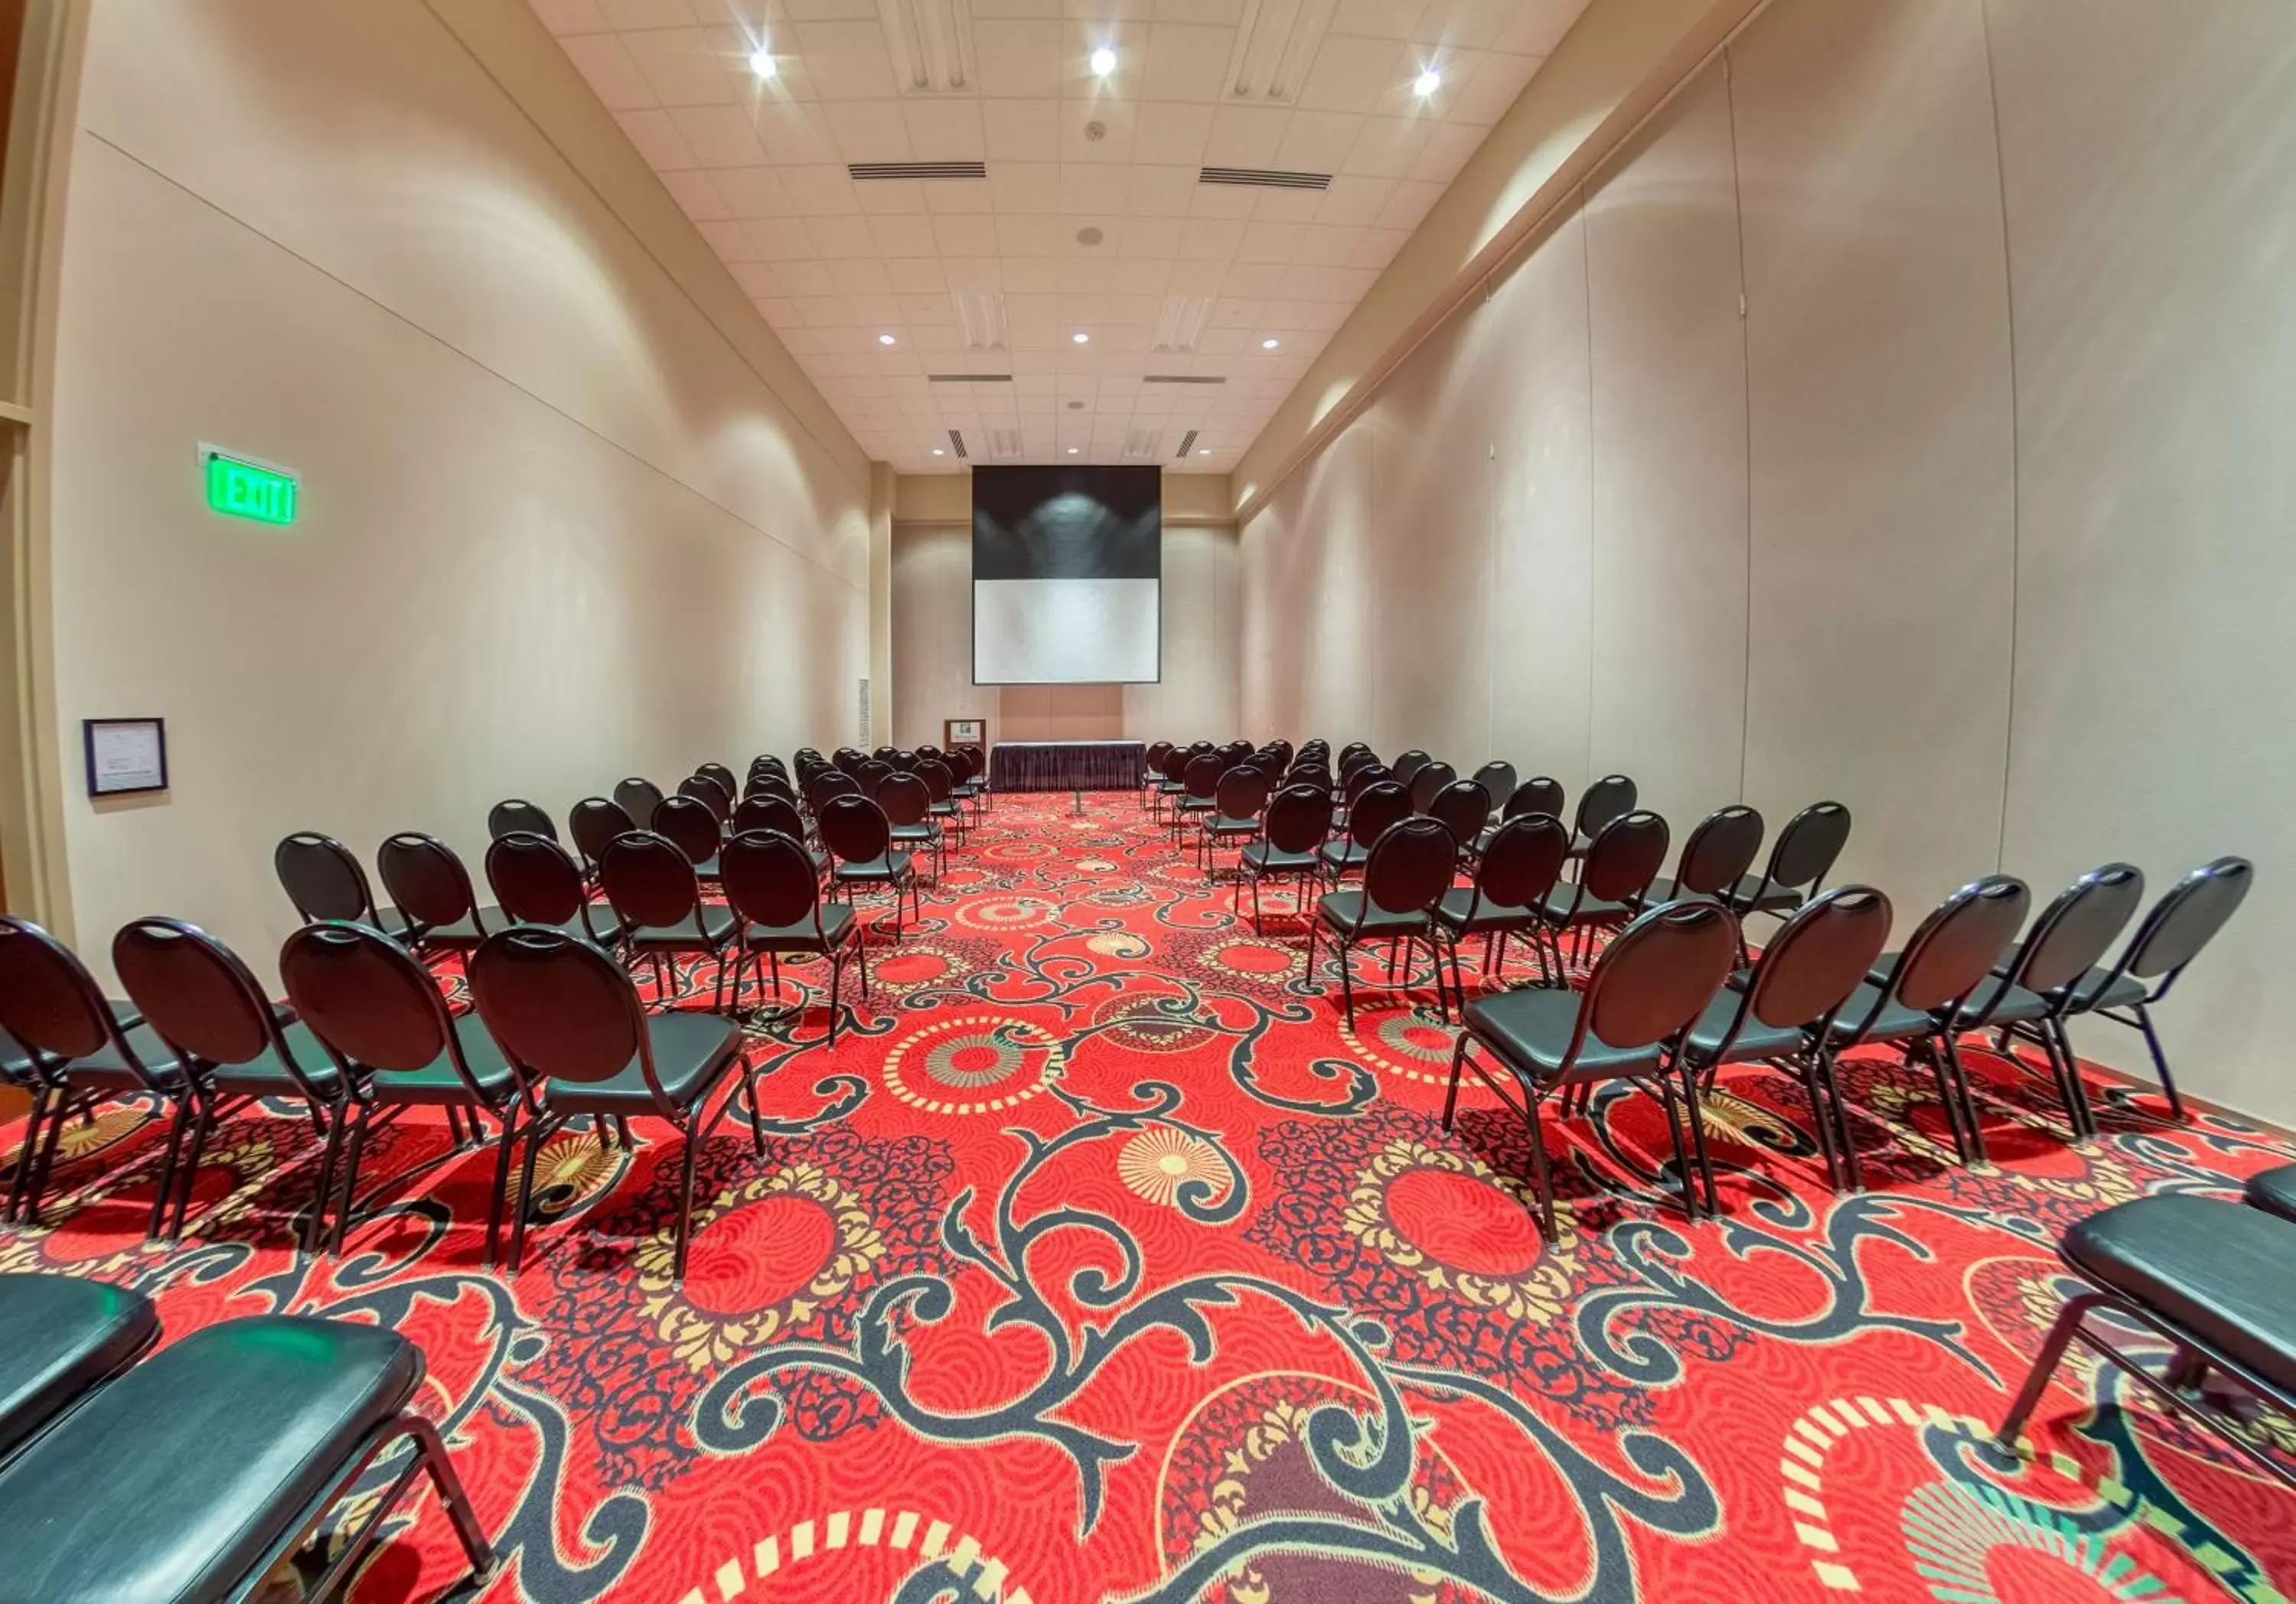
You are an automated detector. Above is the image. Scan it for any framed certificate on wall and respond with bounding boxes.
[944,718,986,748]
[84,717,169,797]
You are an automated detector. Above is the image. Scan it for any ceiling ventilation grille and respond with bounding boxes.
[1143,374,1228,386]
[877,0,979,94]
[1152,294,1214,354]
[946,429,968,460]
[927,372,1014,383]
[985,428,1024,460]
[1176,429,1200,459]
[951,287,1007,351]
[1222,0,1337,103]
[849,161,987,181]
[1122,428,1163,461]
[1200,167,1332,191]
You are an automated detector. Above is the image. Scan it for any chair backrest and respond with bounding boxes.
[1159,745,1192,784]
[1343,764,1391,804]
[651,795,722,867]
[1504,776,1566,822]
[0,916,127,1065]
[1215,766,1271,820]
[745,773,798,807]
[807,771,860,813]
[873,745,900,764]
[1886,876,2031,1014]
[1674,805,1766,898]
[568,797,636,872]
[601,831,705,931]
[1574,774,1638,839]
[1428,780,1492,846]
[696,761,739,798]
[855,759,895,798]
[613,777,664,823]
[2007,862,2147,1002]
[1263,784,1336,855]
[1763,800,1852,895]
[1475,815,1570,911]
[680,773,733,824]
[1580,810,1669,906]
[721,830,827,934]
[1407,761,1457,815]
[468,928,660,1100]
[1743,885,1894,1032]
[879,771,931,826]
[1181,752,1225,800]
[735,794,807,842]
[377,832,482,933]
[485,831,589,927]
[1470,761,1516,805]
[916,758,957,804]
[1339,748,1379,781]
[1577,901,1740,1057]
[113,918,317,1085]
[818,794,893,864]
[1391,750,1431,787]
[1360,817,1457,918]
[2121,856,2253,985]
[275,833,379,924]
[488,799,556,843]
[1346,781,1411,849]
[1144,739,1174,770]
[281,921,483,1090]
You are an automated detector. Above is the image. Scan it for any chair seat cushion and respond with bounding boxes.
[1823,981,1931,1045]
[367,1015,517,1107]
[1319,841,1369,873]
[1205,815,1261,836]
[1242,843,1319,872]
[1994,951,2146,1012]
[548,1012,741,1115]
[625,905,739,950]
[206,1020,344,1100]
[1681,990,1807,1064]
[1643,875,1723,905]
[1724,875,1803,915]
[61,1001,187,1092]
[407,906,506,950]
[1463,987,1660,1078]
[1433,889,1538,934]
[0,1273,158,1462]
[1867,954,2051,1029]
[1540,885,1636,926]
[2065,1195,2296,1393]
[2245,1164,2296,1224]
[1316,891,1430,934]
[744,904,857,952]
[835,853,912,883]
[0,1315,420,1602]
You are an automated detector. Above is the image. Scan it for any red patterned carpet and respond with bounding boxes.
[4,794,2293,1603]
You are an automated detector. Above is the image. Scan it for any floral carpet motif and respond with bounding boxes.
[2,794,2291,1603]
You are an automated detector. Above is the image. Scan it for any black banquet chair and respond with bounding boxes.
[1723,800,1851,944]
[1427,779,1493,853]
[817,794,921,940]
[376,831,502,969]
[485,831,627,951]
[613,776,664,824]
[651,794,724,881]
[1643,804,1764,905]
[1238,782,1334,933]
[487,798,556,843]
[1197,765,1272,875]
[599,831,740,1009]
[1567,774,1638,855]
[1539,809,1669,968]
[722,829,867,1043]
[275,833,414,941]
[1320,779,1410,885]
[1307,816,1458,1027]
[735,793,828,876]
[569,795,637,884]
[468,927,761,1280]
[1446,899,1740,1237]
[879,771,946,882]
[1407,760,1457,817]
[1478,777,1565,854]
[1433,813,1570,1004]
[1980,862,2148,1139]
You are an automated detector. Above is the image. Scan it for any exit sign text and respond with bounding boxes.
[202,447,298,526]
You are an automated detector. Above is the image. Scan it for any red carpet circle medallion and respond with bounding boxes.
[1345,1136,1575,1322]
[882,1015,1065,1113]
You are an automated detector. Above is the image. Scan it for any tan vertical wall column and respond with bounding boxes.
[869,460,893,749]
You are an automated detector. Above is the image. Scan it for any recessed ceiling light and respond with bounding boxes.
[1261,337,1280,350]
[1090,47,1117,77]
[1414,68,1441,97]
[931,448,944,456]
[1067,446,1080,455]
[877,332,896,345]
[1199,448,1212,456]
[1071,331,1090,344]
[748,46,777,79]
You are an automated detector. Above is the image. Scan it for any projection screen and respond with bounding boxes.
[972,465,1161,685]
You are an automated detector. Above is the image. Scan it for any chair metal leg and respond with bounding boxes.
[1443,1035,1469,1130]
[21,1087,75,1226]
[508,1118,548,1272]
[141,1092,193,1238]
[1999,1290,2110,1445]
[483,1107,520,1267]
[1678,1057,1720,1216]
[671,1126,702,1282]
[1653,1077,1700,1222]
[2053,1019,2097,1138]
[328,1100,375,1257]
[1524,1090,1561,1241]
[1338,937,1356,1029]
[1920,1040,1972,1164]
[1940,1035,1988,1164]
[827,948,844,1045]
[1798,1052,1842,1191]
[4,1085,50,1224]
[170,1091,220,1241]
[1818,1048,1864,1192]
[2131,1003,2187,1120]
[412,1414,499,1582]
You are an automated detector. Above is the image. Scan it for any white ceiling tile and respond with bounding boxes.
[1112,258,1172,293]
[559,34,657,109]
[1293,223,1362,266]
[1376,178,1444,230]
[771,258,836,295]
[711,165,794,217]
[996,214,1066,256]
[853,178,928,213]
[777,164,860,214]
[1131,100,1214,165]
[748,99,842,164]
[1204,103,1288,168]
[1186,182,1257,220]
[1176,216,1244,261]
[825,257,895,295]
[989,161,1062,213]
[1298,33,1418,113]
[659,168,729,220]
[1411,120,1485,184]
[1234,220,1302,263]
[1140,22,1235,101]
[932,214,1003,255]
[695,217,758,259]
[532,0,612,34]
[791,18,902,96]
[1274,110,1364,172]
[924,181,995,214]
[822,100,912,161]
[1060,99,1136,163]
[596,0,696,28]
[748,219,820,259]
[1251,186,1322,222]
[620,27,742,106]
[1443,51,1538,125]
[805,214,879,256]
[613,108,699,168]
[981,99,1061,161]
[888,257,950,294]
[1329,0,1422,38]
[1349,227,1408,269]
[1124,165,1199,217]
[668,104,768,165]
[1314,172,1395,226]
[973,19,1065,97]
[1342,116,1433,178]
[869,214,941,256]
[904,98,989,161]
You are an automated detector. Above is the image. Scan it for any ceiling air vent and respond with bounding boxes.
[951,287,1007,351]
[946,429,968,460]
[1122,428,1163,461]
[1143,374,1228,386]
[1223,0,1338,103]
[1152,294,1214,354]
[849,161,987,181]
[1175,429,1199,459]
[1200,167,1331,191]
[985,428,1024,460]
[878,0,978,94]
[927,373,1014,383]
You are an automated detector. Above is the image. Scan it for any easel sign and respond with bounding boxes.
[944,717,986,751]
[85,717,169,797]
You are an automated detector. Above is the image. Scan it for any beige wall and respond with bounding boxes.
[1238,0,2296,1124]
[892,471,1240,749]
[47,0,870,981]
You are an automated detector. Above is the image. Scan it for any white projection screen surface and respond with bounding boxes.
[972,465,1161,684]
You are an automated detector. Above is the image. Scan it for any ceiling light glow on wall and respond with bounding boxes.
[749,46,778,79]
[1414,67,1441,97]
[1090,47,1117,77]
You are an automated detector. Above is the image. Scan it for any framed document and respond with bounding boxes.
[944,717,986,748]
[84,718,168,797]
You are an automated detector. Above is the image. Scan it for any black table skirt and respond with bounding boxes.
[989,740,1146,794]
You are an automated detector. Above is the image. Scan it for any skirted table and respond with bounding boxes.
[988,739,1146,794]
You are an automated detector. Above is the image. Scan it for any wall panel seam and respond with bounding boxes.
[1978,0,2020,876]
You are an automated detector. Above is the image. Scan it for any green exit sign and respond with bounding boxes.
[201,445,298,525]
